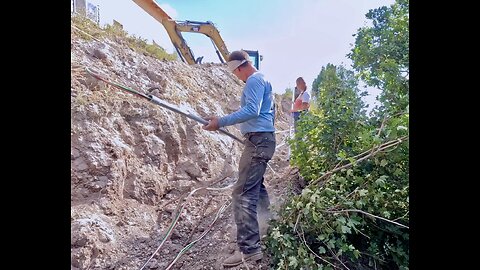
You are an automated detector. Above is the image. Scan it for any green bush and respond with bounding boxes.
[267,64,408,270]
[266,1,408,268]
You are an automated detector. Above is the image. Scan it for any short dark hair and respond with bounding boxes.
[228,50,250,68]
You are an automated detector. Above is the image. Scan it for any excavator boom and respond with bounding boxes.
[132,0,261,69]
[175,20,229,63]
[132,0,198,64]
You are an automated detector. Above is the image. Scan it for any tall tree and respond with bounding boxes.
[291,63,367,178]
[348,0,409,115]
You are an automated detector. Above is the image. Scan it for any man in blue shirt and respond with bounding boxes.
[203,50,276,267]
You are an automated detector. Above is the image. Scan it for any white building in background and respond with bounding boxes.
[71,0,100,25]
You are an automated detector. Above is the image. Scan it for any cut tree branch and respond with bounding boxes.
[311,135,408,186]
[297,226,340,269]
[322,209,409,229]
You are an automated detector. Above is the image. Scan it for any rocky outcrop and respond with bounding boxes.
[71,22,293,269]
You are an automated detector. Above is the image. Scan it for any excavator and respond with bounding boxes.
[132,0,262,69]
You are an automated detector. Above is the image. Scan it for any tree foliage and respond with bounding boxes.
[292,64,368,178]
[348,0,409,115]
[266,1,409,269]
[283,87,294,100]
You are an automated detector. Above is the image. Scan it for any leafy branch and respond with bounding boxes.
[322,209,409,229]
[310,135,408,186]
[297,225,340,269]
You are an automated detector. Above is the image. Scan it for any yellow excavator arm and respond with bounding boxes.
[175,20,230,64]
[132,0,262,68]
[132,0,230,65]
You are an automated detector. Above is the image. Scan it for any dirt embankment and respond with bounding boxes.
[71,24,301,270]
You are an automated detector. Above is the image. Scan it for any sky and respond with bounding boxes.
[79,0,396,109]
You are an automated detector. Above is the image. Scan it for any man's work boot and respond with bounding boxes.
[223,250,263,267]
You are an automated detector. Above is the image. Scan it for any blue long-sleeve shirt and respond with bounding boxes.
[218,72,275,135]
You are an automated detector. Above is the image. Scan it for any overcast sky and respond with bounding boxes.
[79,0,396,109]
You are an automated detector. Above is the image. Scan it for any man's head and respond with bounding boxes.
[296,77,307,91]
[227,50,255,82]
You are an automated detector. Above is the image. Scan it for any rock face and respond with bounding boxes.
[71,22,293,270]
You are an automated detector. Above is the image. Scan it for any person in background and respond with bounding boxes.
[290,77,310,132]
